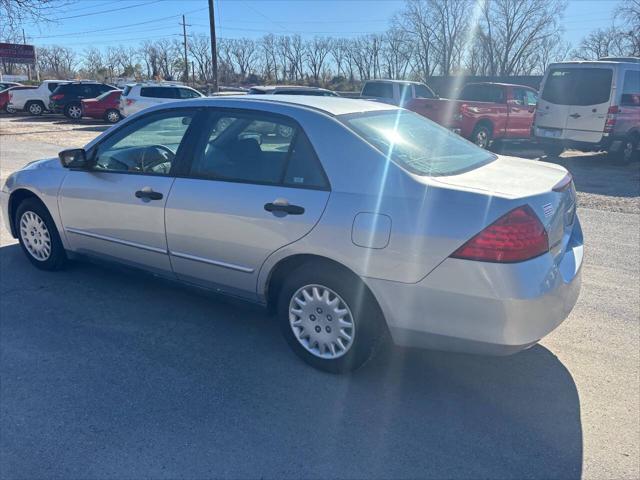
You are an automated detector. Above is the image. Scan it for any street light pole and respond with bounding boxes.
[208,0,218,93]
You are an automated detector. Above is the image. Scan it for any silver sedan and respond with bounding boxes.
[1,96,583,372]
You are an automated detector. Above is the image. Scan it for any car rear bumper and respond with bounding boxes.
[365,217,583,355]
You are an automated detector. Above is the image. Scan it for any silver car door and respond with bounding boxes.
[165,110,330,299]
[58,108,199,274]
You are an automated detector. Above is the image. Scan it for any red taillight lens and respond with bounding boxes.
[451,205,549,263]
[51,94,64,100]
[126,99,135,106]
[604,105,619,133]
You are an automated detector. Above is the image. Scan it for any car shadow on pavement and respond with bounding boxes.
[0,244,582,479]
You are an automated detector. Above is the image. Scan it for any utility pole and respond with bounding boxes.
[179,15,190,84]
[208,0,218,92]
[22,28,31,81]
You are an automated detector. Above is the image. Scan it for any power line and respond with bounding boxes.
[46,0,166,21]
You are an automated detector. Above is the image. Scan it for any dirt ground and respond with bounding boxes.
[1,113,638,214]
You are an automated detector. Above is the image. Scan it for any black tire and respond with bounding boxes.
[64,102,82,120]
[471,124,492,149]
[277,262,387,373]
[608,136,638,165]
[543,144,564,157]
[15,198,67,271]
[104,108,121,124]
[25,101,44,116]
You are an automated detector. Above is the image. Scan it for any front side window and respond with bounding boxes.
[542,67,613,105]
[414,84,435,99]
[92,110,195,175]
[190,111,328,188]
[342,110,495,176]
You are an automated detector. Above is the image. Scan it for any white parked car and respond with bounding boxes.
[7,80,70,115]
[119,83,204,117]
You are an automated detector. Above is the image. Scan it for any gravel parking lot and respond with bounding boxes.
[1,114,639,479]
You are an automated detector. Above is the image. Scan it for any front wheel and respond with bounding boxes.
[26,101,44,116]
[471,124,492,149]
[5,104,16,114]
[15,198,67,270]
[277,263,387,373]
[64,103,83,120]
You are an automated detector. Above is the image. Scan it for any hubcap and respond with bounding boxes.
[69,106,82,118]
[30,104,42,114]
[289,284,355,359]
[19,211,51,261]
[475,130,488,148]
[107,111,119,122]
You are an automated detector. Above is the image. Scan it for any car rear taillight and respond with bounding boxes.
[451,205,549,263]
[604,105,619,133]
[51,94,64,100]
[126,99,135,106]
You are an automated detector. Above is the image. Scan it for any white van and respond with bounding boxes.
[534,58,640,163]
[119,83,203,117]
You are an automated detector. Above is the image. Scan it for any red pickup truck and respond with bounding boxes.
[361,80,539,148]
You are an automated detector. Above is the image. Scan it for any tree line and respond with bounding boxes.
[2,0,639,89]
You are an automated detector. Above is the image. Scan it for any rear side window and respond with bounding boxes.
[47,83,59,92]
[190,112,327,188]
[542,68,612,106]
[141,87,178,99]
[621,70,640,106]
[460,85,505,103]
[362,82,394,99]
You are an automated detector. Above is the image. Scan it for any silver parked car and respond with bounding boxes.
[1,96,583,372]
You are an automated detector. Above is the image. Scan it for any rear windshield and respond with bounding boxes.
[122,85,132,96]
[362,82,394,99]
[542,67,613,105]
[460,84,505,103]
[341,110,495,176]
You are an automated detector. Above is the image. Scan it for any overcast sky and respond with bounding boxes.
[23,0,621,50]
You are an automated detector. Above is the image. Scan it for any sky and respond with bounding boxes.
[22,0,621,50]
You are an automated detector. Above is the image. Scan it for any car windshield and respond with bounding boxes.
[541,67,613,105]
[341,110,495,176]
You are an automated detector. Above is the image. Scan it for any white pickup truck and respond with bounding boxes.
[8,80,70,115]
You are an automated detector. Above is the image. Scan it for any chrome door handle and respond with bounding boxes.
[569,113,581,119]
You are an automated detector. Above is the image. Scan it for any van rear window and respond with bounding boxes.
[542,67,612,106]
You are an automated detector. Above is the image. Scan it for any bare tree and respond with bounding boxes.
[37,45,76,78]
[478,0,566,76]
[573,27,627,60]
[260,34,279,83]
[189,34,212,83]
[382,27,412,79]
[305,37,332,85]
[615,0,640,56]
[396,1,438,81]
[228,38,257,81]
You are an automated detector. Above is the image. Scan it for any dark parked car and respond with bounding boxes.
[49,82,115,120]
[81,89,122,123]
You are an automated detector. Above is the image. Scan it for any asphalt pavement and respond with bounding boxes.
[0,134,638,479]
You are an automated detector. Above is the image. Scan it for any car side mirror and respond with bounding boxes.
[59,148,88,169]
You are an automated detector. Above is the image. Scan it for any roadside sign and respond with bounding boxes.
[0,43,36,64]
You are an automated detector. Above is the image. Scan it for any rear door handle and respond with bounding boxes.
[135,189,163,200]
[569,113,581,119]
[264,200,304,215]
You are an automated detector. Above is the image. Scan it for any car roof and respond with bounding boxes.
[163,95,399,116]
[466,82,535,89]
[364,79,423,85]
[549,60,640,67]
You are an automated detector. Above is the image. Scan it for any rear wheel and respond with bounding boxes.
[15,198,67,270]
[4,104,16,114]
[471,124,492,149]
[608,136,638,165]
[64,103,82,120]
[277,262,387,373]
[104,109,121,123]
[543,144,564,157]
[26,101,44,116]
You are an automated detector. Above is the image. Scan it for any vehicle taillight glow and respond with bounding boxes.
[51,94,64,100]
[604,105,619,133]
[126,99,135,106]
[451,205,549,263]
